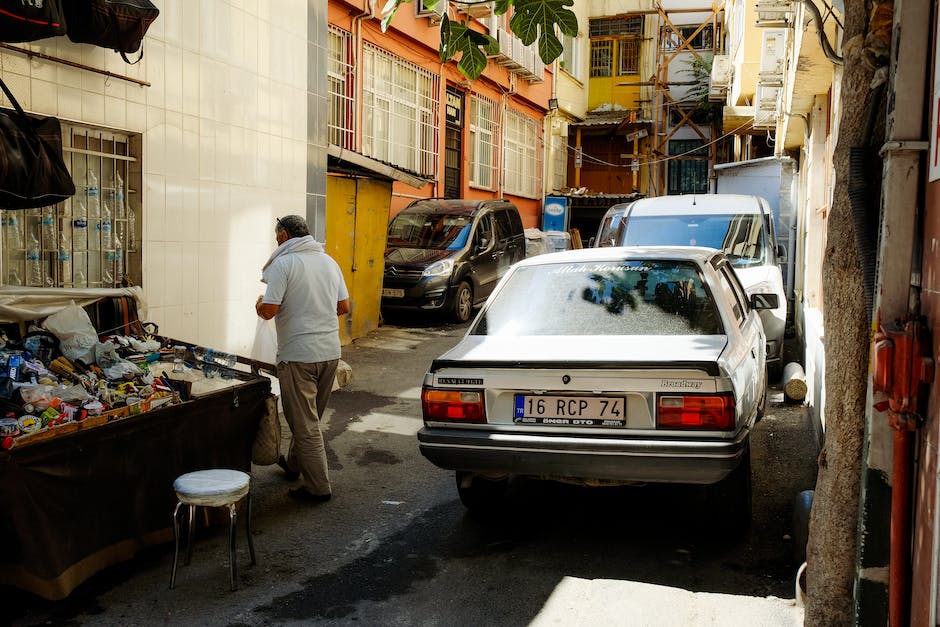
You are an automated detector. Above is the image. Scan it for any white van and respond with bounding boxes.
[612,194,788,379]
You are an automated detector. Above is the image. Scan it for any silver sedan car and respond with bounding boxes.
[417,246,775,530]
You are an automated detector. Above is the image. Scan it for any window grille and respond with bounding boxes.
[665,25,715,51]
[618,38,640,74]
[361,44,439,177]
[551,132,567,192]
[503,108,542,198]
[589,16,643,37]
[469,95,499,190]
[328,26,355,150]
[590,40,613,77]
[1,124,141,288]
[667,139,708,194]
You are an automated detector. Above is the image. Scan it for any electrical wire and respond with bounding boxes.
[567,117,757,168]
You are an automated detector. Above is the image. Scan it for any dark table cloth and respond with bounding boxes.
[0,376,269,600]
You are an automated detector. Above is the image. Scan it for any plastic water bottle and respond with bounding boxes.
[26,243,42,287]
[114,172,126,219]
[99,204,112,250]
[113,234,124,285]
[6,214,23,250]
[72,201,88,251]
[41,208,56,249]
[86,170,100,251]
[127,205,137,250]
[204,349,237,369]
[58,233,72,286]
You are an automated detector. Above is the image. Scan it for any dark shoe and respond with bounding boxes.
[277,456,300,481]
[287,487,332,504]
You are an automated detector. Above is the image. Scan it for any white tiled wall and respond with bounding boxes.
[0,0,315,356]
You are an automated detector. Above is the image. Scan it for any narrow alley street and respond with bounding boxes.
[7,320,814,626]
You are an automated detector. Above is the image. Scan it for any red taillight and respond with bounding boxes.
[657,393,735,430]
[422,388,485,423]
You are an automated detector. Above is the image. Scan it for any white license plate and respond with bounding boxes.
[382,288,405,298]
[513,395,626,426]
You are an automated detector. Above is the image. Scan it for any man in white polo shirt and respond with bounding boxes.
[256,215,350,504]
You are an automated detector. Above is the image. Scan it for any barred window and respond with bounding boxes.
[590,40,613,77]
[361,44,440,177]
[1,125,141,288]
[665,25,715,51]
[551,132,567,192]
[589,16,643,37]
[667,139,709,195]
[503,108,542,198]
[470,95,499,190]
[619,38,640,74]
[328,27,355,150]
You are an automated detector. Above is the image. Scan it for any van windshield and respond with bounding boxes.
[622,213,766,267]
[387,212,473,250]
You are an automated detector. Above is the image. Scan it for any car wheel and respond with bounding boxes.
[705,441,752,535]
[456,471,507,513]
[453,282,473,323]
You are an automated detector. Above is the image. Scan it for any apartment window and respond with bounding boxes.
[470,95,499,190]
[560,32,582,81]
[589,16,643,37]
[503,108,542,198]
[1,125,141,288]
[667,139,708,195]
[590,40,613,77]
[362,44,440,177]
[665,25,715,51]
[328,26,355,150]
[619,38,640,74]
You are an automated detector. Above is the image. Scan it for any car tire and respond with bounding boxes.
[456,471,507,513]
[705,441,752,534]
[452,281,473,323]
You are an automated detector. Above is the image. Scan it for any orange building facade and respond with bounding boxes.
[327,0,553,228]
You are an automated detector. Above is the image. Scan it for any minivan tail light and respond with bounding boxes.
[657,393,735,430]
[422,388,485,423]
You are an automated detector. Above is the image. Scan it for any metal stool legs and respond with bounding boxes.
[169,496,253,591]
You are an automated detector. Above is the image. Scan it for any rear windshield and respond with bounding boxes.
[621,213,766,267]
[387,211,472,250]
[471,259,723,336]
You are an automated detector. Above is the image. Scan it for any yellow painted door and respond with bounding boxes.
[325,176,390,345]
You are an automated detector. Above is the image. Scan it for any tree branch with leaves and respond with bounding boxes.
[380,0,578,80]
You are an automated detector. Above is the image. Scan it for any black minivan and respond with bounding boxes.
[381,198,525,322]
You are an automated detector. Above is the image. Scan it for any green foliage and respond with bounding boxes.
[381,0,579,80]
[683,56,722,126]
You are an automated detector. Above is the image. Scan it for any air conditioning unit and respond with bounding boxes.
[496,29,523,69]
[753,83,781,129]
[755,0,794,27]
[708,54,732,102]
[757,29,787,86]
[416,0,447,23]
[464,2,492,19]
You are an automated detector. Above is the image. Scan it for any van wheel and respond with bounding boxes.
[453,282,473,322]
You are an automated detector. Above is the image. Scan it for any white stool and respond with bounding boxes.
[169,469,256,591]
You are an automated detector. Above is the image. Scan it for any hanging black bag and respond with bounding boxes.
[0,76,75,210]
[0,0,68,43]
[63,0,159,64]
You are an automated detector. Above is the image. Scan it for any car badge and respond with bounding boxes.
[562,375,571,385]
[387,266,398,276]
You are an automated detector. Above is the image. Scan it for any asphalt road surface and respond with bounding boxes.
[7,319,816,626]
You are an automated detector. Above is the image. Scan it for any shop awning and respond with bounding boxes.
[327,145,431,189]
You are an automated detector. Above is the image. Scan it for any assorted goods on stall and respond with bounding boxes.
[0,302,236,449]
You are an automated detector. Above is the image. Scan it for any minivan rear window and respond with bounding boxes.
[387,212,473,250]
[622,214,766,267]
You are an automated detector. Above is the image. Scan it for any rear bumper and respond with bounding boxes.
[417,427,748,485]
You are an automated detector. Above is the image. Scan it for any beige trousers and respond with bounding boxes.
[277,359,338,496]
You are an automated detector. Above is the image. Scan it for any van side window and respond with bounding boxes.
[493,209,512,242]
[474,214,494,250]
